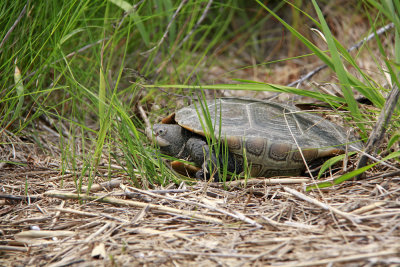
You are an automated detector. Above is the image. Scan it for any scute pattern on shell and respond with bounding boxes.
[175,98,360,177]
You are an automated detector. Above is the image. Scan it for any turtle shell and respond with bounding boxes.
[170,98,361,177]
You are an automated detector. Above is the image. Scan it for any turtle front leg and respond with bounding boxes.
[186,137,219,181]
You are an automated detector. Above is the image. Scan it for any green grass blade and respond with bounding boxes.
[109,0,149,46]
[145,83,346,104]
[317,152,357,179]
[308,150,400,190]
[311,0,363,130]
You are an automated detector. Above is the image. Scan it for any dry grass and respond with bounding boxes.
[1,134,399,266]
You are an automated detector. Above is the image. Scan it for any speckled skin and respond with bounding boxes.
[148,98,361,179]
[149,124,240,179]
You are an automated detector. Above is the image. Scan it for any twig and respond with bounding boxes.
[54,207,130,223]
[17,38,107,85]
[228,209,262,229]
[148,189,189,194]
[11,216,52,225]
[0,246,29,252]
[162,249,255,258]
[283,186,361,223]
[130,69,193,100]
[277,249,399,267]
[116,0,145,29]
[0,170,59,179]
[48,257,84,267]
[214,177,310,187]
[138,104,151,129]
[126,188,190,196]
[260,215,320,230]
[357,82,400,175]
[128,227,189,239]
[287,65,327,88]
[371,170,400,179]
[167,0,214,62]
[84,222,112,242]
[350,145,399,170]
[141,0,187,55]
[287,23,395,87]
[124,186,262,228]
[130,205,149,224]
[50,201,65,229]
[358,210,400,220]
[283,110,315,180]
[0,0,30,51]
[77,178,121,193]
[44,190,223,224]
[0,194,41,202]
[351,201,386,215]
[14,230,74,238]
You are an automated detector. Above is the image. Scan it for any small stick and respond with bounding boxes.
[130,205,149,224]
[357,82,400,174]
[0,246,29,252]
[0,170,58,179]
[0,194,41,202]
[141,0,187,55]
[277,249,398,267]
[167,0,214,62]
[84,222,111,242]
[283,111,315,180]
[116,0,145,28]
[129,227,189,239]
[50,200,65,229]
[350,145,399,170]
[0,0,30,50]
[11,216,51,225]
[283,187,361,223]
[125,186,262,228]
[138,104,151,130]
[44,190,223,224]
[350,201,386,215]
[216,178,310,187]
[131,70,193,100]
[162,249,255,258]
[77,178,121,193]
[14,38,107,87]
[148,189,190,194]
[260,215,320,230]
[54,207,130,223]
[14,230,74,239]
[358,211,400,220]
[287,23,395,87]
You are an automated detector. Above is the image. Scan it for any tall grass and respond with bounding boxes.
[258,0,400,186]
[1,1,398,189]
[149,0,400,185]
[0,0,245,189]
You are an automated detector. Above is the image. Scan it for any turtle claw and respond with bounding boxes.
[195,169,206,180]
[195,168,221,182]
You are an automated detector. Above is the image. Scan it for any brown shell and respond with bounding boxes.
[172,98,360,177]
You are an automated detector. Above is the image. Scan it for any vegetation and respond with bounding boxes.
[2,0,398,189]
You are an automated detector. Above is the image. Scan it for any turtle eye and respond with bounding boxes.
[156,128,166,136]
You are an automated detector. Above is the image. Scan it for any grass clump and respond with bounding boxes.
[1,0,399,189]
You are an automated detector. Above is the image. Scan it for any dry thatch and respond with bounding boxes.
[1,139,399,267]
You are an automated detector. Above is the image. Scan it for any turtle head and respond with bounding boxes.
[146,124,187,157]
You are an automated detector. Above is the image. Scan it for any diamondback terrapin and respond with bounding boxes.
[147,98,361,180]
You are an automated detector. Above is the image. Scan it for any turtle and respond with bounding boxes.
[146,98,361,180]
